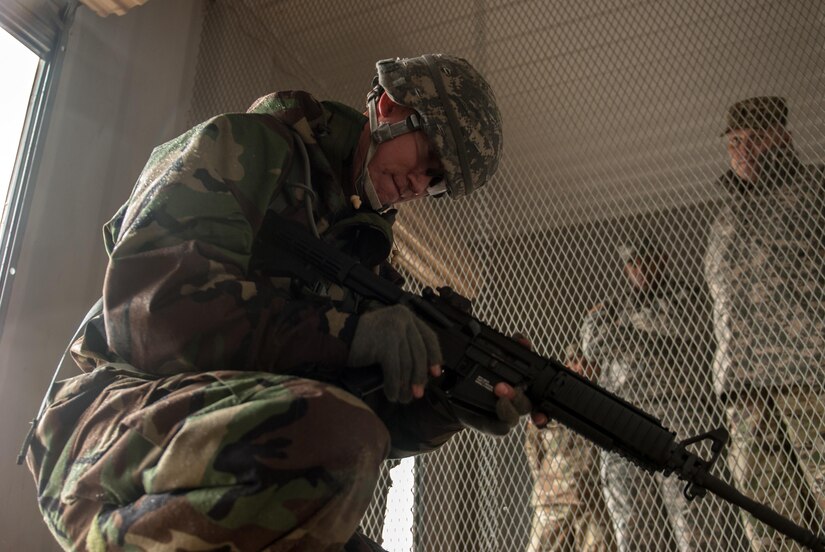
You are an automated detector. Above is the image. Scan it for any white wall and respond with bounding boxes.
[0,1,202,548]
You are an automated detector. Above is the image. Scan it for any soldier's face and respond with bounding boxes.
[725,128,785,182]
[624,258,659,291]
[368,93,444,206]
[369,130,442,205]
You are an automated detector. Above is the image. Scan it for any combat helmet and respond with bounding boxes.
[365,54,503,201]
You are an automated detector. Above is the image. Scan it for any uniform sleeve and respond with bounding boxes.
[367,389,464,459]
[704,208,730,314]
[703,208,733,388]
[523,422,545,478]
[104,113,358,376]
[580,304,611,364]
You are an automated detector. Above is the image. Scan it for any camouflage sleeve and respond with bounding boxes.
[704,206,732,310]
[580,304,612,364]
[365,388,464,458]
[704,207,739,394]
[524,421,545,478]
[681,284,716,365]
[104,113,358,376]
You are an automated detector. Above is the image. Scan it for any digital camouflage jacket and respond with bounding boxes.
[704,150,825,395]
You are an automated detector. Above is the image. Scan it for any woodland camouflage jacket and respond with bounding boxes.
[67,90,462,456]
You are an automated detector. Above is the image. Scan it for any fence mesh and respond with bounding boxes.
[189,1,825,550]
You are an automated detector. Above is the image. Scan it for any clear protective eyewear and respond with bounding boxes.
[426,173,447,197]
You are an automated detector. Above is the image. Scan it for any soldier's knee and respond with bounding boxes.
[278,379,391,476]
[172,375,390,494]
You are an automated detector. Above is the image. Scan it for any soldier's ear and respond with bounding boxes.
[376,91,399,120]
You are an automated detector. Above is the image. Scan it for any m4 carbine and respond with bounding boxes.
[265,214,825,552]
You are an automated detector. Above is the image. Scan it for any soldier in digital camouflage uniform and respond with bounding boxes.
[581,239,745,552]
[26,54,536,552]
[524,344,615,552]
[705,96,825,551]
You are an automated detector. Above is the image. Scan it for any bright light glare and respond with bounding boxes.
[0,27,40,215]
[381,458,415,551]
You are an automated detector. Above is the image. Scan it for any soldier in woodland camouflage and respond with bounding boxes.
[582,239,745,552]
[705,96,825,551]
[524,344,615,552]
[26,54,535,552]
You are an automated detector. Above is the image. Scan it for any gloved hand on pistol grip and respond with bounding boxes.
[495,333,543,430]
[495,387,533,428]
[347,304,442,403]
[451,333,540,435]
[453,383,534,436]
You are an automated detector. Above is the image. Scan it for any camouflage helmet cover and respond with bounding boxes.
[617,236,664,264]
[375,54,503,198]
[722,96,788,135]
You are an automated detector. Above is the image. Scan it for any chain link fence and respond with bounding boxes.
[189,1,825,550]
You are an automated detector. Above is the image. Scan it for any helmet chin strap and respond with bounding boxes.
[357,88,424,211]
[359,140,385,211]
